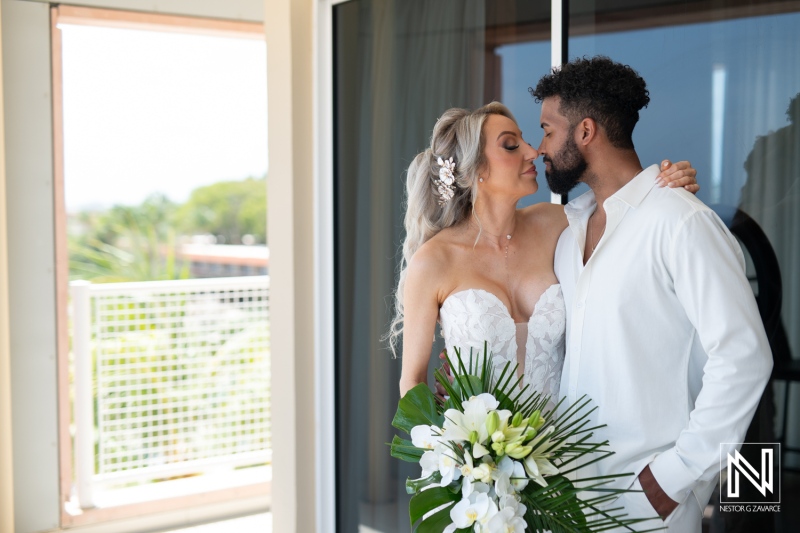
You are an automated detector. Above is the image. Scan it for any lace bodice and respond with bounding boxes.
[438,285,566,409]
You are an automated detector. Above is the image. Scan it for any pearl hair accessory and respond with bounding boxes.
[434,156,456,205]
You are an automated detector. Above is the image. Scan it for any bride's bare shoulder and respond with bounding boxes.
[409,237,447,270]
[405,232,457,287]
[404,233,463,305]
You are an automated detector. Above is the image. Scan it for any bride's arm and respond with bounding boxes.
[399,249,444,397]
[657,159,699,192]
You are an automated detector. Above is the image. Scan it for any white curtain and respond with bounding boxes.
[335,0,485,530]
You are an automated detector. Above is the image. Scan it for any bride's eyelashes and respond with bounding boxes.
[504,144,520,151]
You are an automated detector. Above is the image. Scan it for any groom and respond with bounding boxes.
[532,56,773,532]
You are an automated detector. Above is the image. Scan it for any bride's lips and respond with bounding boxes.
[523,165,537,176]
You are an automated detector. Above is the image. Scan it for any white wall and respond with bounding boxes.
[1,1,269,532]
[264,0,318,531]
[2,1,61,530]
[0,0,14,531]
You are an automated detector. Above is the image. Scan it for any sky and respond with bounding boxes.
[60,24,268,213]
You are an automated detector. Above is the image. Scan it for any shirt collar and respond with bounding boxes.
[562,164,661,252]
[563,163,660,217]
[610,164,660,209]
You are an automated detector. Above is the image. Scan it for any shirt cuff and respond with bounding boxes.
[649,448,696,504]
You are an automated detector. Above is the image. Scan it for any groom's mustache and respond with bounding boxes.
[542,156,552,165]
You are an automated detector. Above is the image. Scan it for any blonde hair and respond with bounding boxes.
[387,102,517,357]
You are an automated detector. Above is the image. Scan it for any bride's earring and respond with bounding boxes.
[479,177,484,183]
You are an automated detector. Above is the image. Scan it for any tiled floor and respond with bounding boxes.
[162,513,271,533]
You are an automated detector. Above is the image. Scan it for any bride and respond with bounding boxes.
[392,102,697,400]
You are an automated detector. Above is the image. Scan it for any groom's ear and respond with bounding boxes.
[576,117,598,146]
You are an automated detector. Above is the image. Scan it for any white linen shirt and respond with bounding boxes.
[555,164,773,509]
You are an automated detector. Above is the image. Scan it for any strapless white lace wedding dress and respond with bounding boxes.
[438,285,566,409]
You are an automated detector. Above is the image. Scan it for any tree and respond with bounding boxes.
[69,193,189,282]
[175,176,267,244]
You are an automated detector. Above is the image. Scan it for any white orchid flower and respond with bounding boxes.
[475,497,500,531]
[410,424,441,450]
[498,495,527,518]
[419,450,439,477]
[508,459,529,492]
[460,449,476,480]
[472,393,500,410]
[494,456,528,496]
[443,395,498,444]
[438,445,462,486]
[523,451,559,487]
[449,492,491,530]
[486,506,526,533]
[494,470,514,498]
[473,441,491,459]
[462,479,491,498]
[461,477,474,498]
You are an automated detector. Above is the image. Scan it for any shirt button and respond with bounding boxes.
[576,302,584,309]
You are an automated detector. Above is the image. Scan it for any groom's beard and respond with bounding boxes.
[544,135,588,195]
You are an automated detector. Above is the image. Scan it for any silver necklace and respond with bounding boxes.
[477,224,514,259]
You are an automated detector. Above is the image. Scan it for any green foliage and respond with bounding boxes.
[68,176,267,283]
[389,343,663,533]
[69,193,189,282]
[175,176,266,244]
[410,486,460,531]
[391,382,444,435]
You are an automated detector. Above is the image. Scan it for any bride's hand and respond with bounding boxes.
[434,350,454,400]
[657,159,699,194]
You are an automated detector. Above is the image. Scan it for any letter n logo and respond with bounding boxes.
[720,443,781,504]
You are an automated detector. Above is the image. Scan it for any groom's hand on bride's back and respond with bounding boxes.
[657,159,700,193]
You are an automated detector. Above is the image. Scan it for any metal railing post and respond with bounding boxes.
[71,280,94,509]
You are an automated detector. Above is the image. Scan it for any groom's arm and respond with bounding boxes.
[646,207,773,510]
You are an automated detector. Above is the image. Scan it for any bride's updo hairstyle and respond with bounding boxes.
[387,101,517,357]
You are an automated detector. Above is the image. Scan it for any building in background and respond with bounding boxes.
[179,243,269,278]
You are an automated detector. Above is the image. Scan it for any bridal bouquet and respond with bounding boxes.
[390,345,658,533]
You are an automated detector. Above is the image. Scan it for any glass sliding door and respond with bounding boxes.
[333,1,549,530]
[332,0,800,530]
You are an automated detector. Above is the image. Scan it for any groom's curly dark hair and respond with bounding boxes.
[530,56,649,150]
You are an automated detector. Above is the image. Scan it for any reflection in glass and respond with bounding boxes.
[568,8,800,207]
[333,1,549,530]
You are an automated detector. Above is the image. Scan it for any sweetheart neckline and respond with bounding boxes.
[441,284,561,326]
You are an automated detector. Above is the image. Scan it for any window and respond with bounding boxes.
[52,5,270,527]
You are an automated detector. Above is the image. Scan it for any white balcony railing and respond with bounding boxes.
[70,276,271,508]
